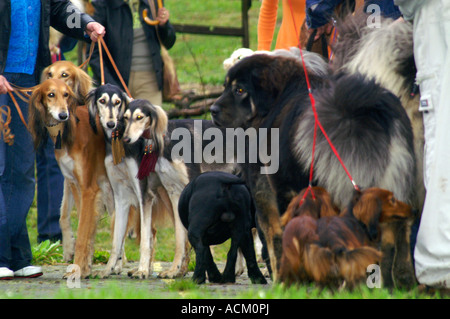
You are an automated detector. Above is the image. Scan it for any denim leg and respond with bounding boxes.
[36,136,64,243]
[0,72,37,271]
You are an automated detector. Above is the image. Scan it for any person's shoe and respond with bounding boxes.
[13,266,43,278]
[0,267,14,280]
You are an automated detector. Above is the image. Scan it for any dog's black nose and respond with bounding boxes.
[107,121,116,129]
[122,136,131,144]
[58,112,68,120]
[210,104,220,117]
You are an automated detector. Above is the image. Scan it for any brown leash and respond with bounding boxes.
[98,36,133,99]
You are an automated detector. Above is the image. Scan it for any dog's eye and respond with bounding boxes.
[390,196,396,204]
[235,87,245,96]
[99,99,106,104]
[115,100,121,105]
[123,116,129,121]
[48,92,55,98]
[61,72,68,78]
[136,115,143,120]
[48,72,52,78]
[63,92,69,97]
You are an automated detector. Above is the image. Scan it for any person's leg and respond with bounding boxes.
[413,0,450,288]
[0,72,37,271]
[128,70,162,106]
[0,95,11,270]
[36,136,64,243]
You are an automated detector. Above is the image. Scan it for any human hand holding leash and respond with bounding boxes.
[85,22,106,42]
[0,75,14,95]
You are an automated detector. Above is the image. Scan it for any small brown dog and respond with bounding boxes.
[279,186,340,286]
[280,187,416,289]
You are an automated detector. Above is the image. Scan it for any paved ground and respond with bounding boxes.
[0,261,272,299]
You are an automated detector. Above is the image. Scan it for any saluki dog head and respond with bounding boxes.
[122,99,168,156]
[87,84,131,135]
[41,60,92,104]
[28,78,77,148]
[346,187,414,242]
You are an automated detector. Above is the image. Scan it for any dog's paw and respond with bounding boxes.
[128,269,150,279]
[158,267,186,279]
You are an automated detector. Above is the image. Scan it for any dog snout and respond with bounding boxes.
[58,112,68,121]
[210,104,220,117]
[106,121,116,129]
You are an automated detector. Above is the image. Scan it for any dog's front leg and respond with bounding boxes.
[60,179,75,262]
[130,196,154,279]
[251,175,283,283]
[99,203,131,278]
[158,190,189,279]
[72,188,100,278]
[392,220,416,289]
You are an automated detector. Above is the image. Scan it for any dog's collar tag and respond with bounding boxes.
[46,122,64,149]
[111,130,125,165]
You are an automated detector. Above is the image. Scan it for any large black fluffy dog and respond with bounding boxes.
[178,171,267,284]
[210,53,416,281]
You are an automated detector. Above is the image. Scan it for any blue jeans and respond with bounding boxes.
[36,136,64,243]
[0,72,37,270]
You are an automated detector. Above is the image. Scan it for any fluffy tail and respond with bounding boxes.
[294,72,416,208]
[335,246,382,288]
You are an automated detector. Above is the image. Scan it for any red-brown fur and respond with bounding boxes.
[280,187,416,288]
[281,186,339,227]
[28,78,112,278]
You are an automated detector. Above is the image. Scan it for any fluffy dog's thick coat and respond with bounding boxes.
[28,79,112,278]
[210,53,416,281]
[178,171,266,284]
[331,12,424,210]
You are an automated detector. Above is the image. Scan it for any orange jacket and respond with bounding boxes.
[257,0,306,51]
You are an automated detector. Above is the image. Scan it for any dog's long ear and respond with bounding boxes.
[40,65,51,83]
[120,92,132,117]
[350,190,382,241]
[86,88,98,134]
[249,55,303,117]
[74,68,93,104]
[149,103,168,156]
[28,86,48,149]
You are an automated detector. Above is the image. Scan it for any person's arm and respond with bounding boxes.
[393,0,423,21]
[49,0,105,42]
[257,0,278,51]
[153,1,176,49]
[306,0,340,40]
[88,0,120,87]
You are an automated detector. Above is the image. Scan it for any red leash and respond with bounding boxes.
[287,0,360,205]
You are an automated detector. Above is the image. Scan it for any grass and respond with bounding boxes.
[24,205,447,300]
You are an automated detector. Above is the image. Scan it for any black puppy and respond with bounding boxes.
[178,171,267,284]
